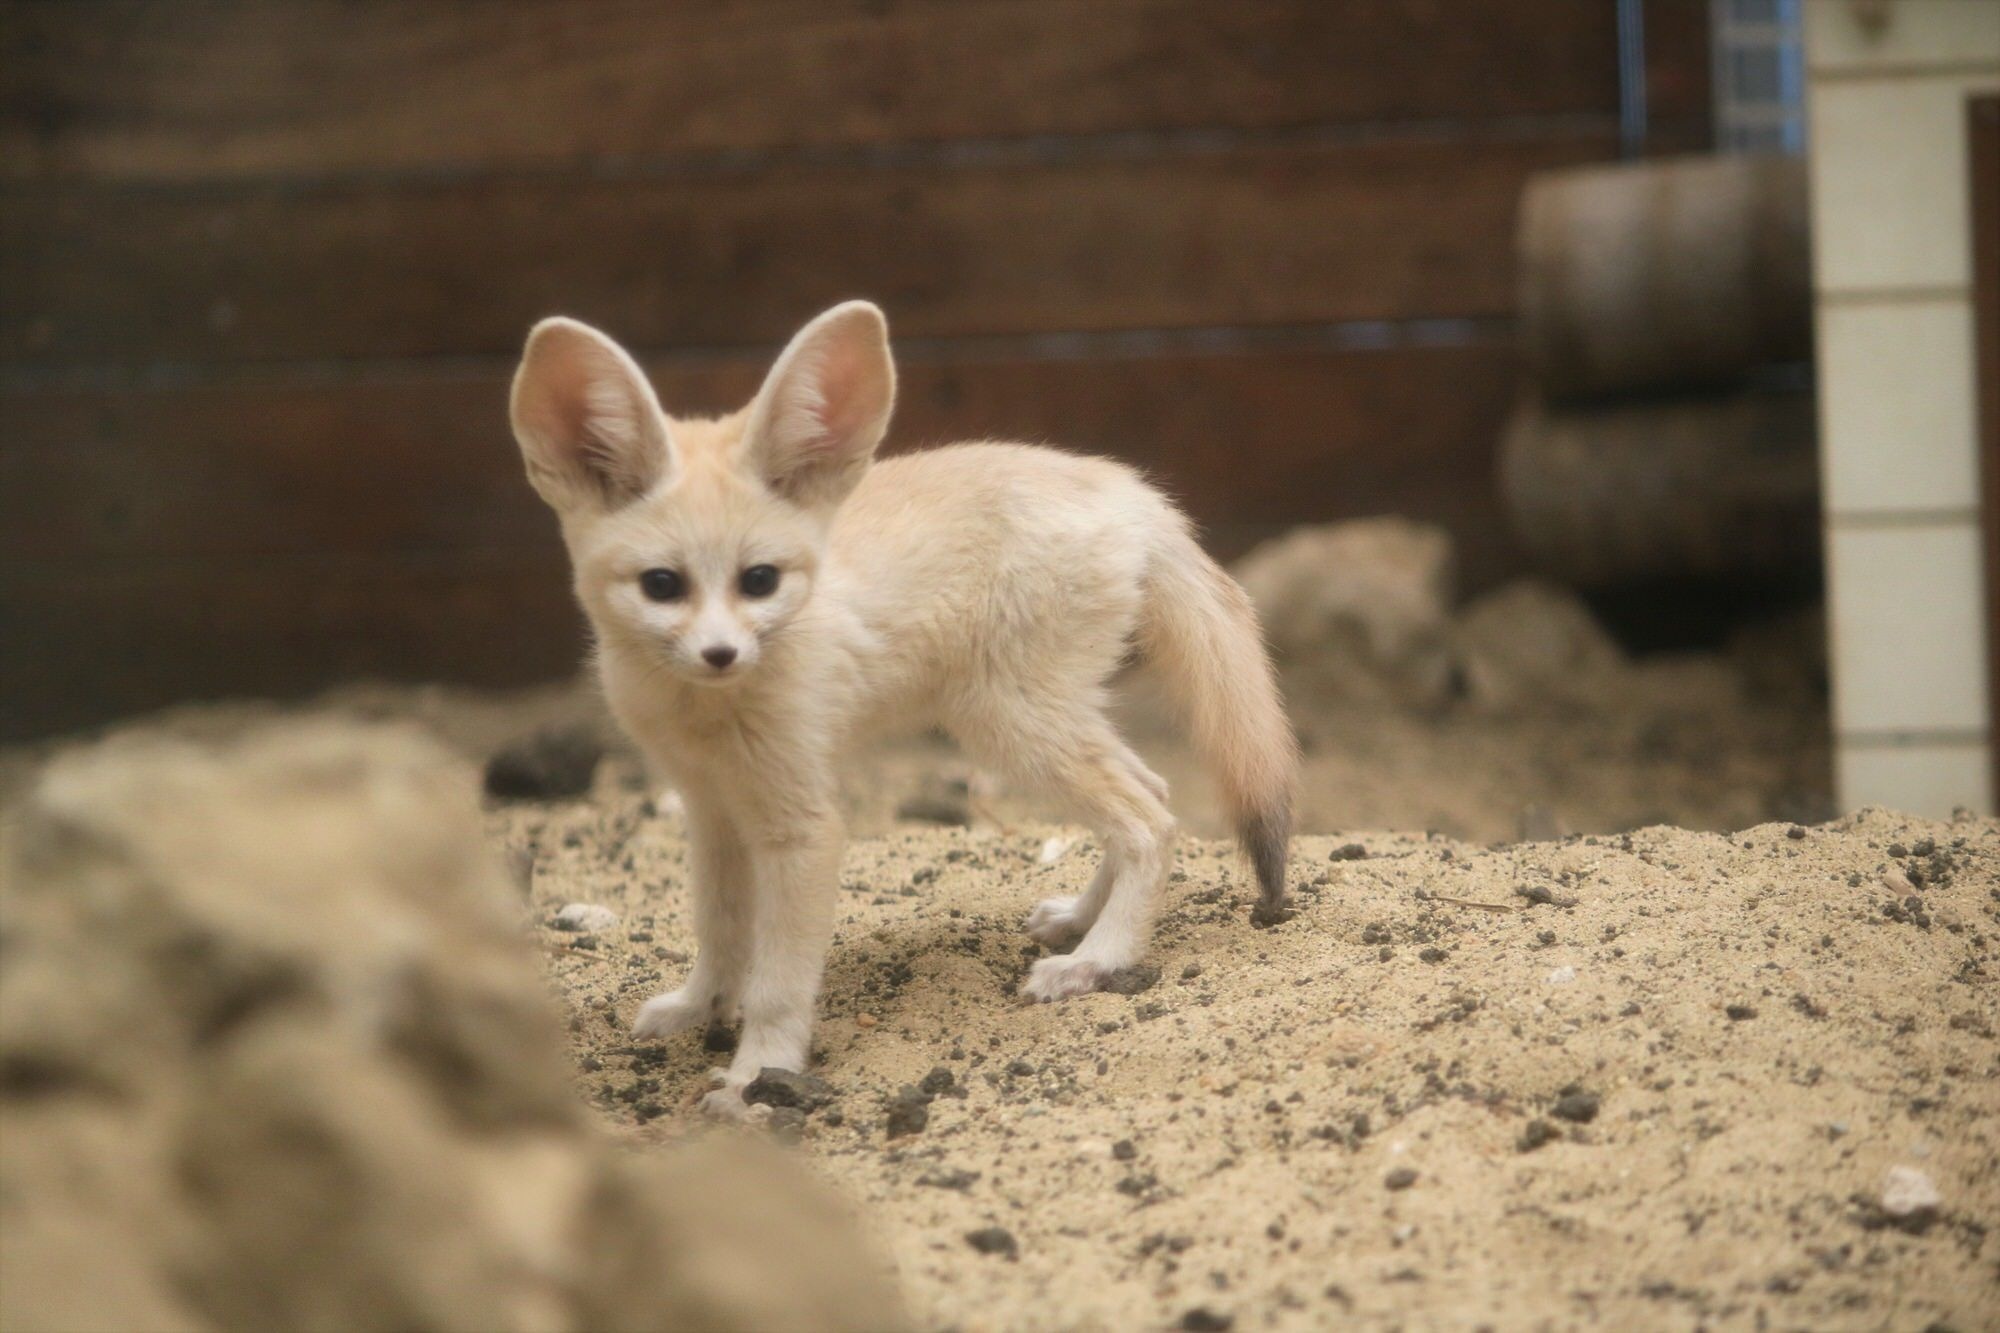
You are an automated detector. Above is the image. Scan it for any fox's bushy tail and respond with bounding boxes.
[1139,521,1300,924]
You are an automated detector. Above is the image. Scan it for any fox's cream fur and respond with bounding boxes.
[510,302,1297,1115]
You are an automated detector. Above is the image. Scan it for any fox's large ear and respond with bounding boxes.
[510,318,676,511]
[741,301,895,508]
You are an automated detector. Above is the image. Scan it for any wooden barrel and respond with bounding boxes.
[1518,155,1811,402]
[1499,391,1820,587]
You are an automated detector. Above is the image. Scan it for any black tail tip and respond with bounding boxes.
[1242,805,1292,927]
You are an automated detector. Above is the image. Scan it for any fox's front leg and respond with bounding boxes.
[632,795,751,1040]
[701,804,843,1118]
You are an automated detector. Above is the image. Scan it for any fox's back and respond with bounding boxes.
[826,442,1183,701]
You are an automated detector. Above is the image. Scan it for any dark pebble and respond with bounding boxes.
[482,726,603,802]
[1887,843,1909,858]
[744,1067,837,1113]
[965,1226,1018,1259]
[1180,1309,1234,1331]
[1331,843,1369,861]
[885,1086,931,1138]
[1551,1090,1600,1123]
[1384,1167,1418,1191]
[1182,962,1203,980]
[1912,837,1936,856]
[702,1022,737,1053]
[1726,1004,1758,1021]
[1787,825,1807,840]
[1103,964,1161,996]
[1116,1172,1158,1197]
[1007,1059,1038,1078]
[1418,947,1448,964]
[1113,1138,1138,1162]
[1517,1119,1560,1152]
[920,1065,957,1096]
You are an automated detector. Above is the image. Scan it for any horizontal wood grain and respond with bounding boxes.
[1,133,1610,364]
[1,340,1525,738]
[3,341,1521,564]
[0,556,585,740]
[0,0,1643,183]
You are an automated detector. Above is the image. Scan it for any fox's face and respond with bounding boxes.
[509,303,896,687]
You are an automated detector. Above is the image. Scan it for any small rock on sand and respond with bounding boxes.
[965,1226,1018,1259]
[1102,964,1161,996]
[483,725,603,801]
[745,1067,838,1114]
[766,1106,809,1143]
[1880,1166,1942,1225]
[553,902,620,933]
[886,1086,931,1138]
[1518,1119,1561,1152]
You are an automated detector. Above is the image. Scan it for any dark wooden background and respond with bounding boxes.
[0,1,1711,739]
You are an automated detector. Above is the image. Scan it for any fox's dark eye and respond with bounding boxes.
[739,564,781,598]
[638,568,685,602]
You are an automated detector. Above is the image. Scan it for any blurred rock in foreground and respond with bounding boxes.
[0,720,903,1333]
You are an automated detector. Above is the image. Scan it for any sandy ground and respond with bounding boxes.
[13,624,1988,1330]
[507,785,1998,1332]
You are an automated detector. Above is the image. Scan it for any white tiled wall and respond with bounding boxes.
[1825,523,1989,732]
[1806,0,1999,817]
[1817,298,1980,512]
[1839,738,1995,814]
[1804,0,2000,72]
[1809,73,1991,290]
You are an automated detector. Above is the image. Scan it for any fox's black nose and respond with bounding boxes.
[701,645,738,669]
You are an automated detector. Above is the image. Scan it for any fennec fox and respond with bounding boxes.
[510,301,1296,1115]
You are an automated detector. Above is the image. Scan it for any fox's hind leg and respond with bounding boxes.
[960,703,1176,1000]
[1022,738,1170,947]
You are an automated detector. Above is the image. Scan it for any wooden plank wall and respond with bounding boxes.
[0,1,1712,739]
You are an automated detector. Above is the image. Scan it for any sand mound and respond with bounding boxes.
[0,721,903,1333]
[514,787,1999,1332]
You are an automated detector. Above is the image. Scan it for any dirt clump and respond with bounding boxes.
[0,720,903,1333]
[1234,518,1457,706]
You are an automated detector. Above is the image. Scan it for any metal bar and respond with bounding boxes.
[1617,0,1651,156]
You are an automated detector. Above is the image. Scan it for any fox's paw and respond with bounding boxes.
[632,989,708,1040]
[1020,953,1114,1002]
[1025,896,1091,947]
